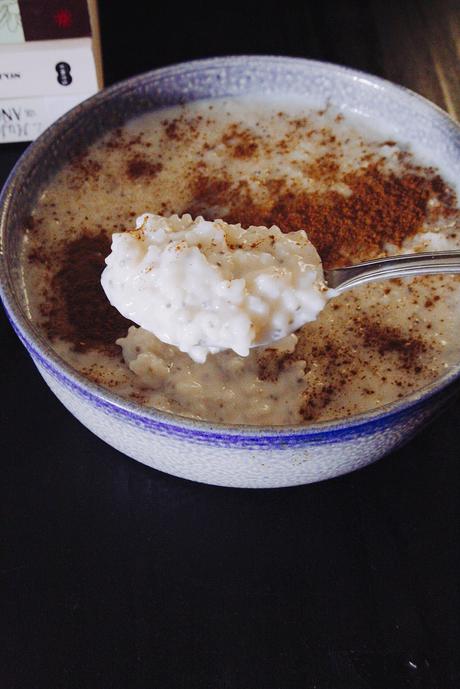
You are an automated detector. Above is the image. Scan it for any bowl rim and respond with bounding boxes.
[1,53,460,440]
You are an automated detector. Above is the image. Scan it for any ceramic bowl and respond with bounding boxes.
[1,56,460,488]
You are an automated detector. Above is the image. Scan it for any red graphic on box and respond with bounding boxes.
[18,0,91,41]
[54,8,73,29]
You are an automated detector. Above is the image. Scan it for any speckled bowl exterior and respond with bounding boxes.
[1,56,460,488]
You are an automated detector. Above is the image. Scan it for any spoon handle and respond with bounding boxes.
[326,250,460,294]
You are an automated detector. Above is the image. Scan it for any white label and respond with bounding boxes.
[0,93,94,142]
[0,37,98,98]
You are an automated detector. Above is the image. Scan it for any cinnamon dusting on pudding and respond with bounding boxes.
[359,319,427,372]
[37,232,131,355]
[125,157,163,180]
[221,123,260,159]
[185,164,455,268]
[22,98,460,424]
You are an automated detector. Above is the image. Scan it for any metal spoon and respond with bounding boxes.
[324,250,460,294]
[165,250,460,355]
[252,249,460,349]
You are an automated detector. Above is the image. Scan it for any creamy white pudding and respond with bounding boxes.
[22,96,460,425]
[101,213,329,362]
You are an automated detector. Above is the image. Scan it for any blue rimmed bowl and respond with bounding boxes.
[1,56,460,488]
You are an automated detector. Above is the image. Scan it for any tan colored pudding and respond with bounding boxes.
[22,96,460,425]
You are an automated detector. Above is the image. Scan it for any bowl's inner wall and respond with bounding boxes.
[2,56,460,326]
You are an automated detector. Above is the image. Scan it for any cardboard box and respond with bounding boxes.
[0,0,103,143]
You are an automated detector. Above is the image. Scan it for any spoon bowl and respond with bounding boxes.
[1,55,460,487]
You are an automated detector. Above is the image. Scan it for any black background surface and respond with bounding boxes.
[1,2,460,688]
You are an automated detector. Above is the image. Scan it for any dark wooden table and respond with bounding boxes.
[2,3,459,688]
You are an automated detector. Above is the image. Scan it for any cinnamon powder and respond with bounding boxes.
[186,164,455,268]
[26,110,458,422]
[43,232,131,355]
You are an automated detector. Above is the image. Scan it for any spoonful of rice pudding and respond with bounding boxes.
[101,213,460,363]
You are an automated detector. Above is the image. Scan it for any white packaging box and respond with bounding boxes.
[0,36,100,142]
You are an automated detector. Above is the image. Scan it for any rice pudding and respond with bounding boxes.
[101,214,330,362]
[22,96,460,425]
